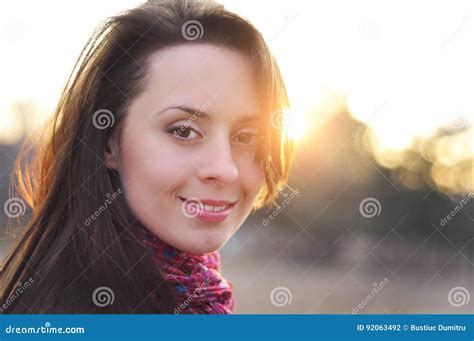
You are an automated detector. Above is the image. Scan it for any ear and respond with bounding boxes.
[104,136,119,170]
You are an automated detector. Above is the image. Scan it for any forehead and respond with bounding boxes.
[142,44,260,118]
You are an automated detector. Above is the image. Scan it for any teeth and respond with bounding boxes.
[203,204,228,212]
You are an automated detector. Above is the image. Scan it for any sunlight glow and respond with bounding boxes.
[1,0,473,182]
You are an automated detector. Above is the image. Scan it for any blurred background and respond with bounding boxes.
[0,0,473,313]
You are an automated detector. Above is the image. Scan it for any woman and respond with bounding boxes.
[0,0,293,314]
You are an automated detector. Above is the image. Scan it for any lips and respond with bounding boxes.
[179,196,237,223]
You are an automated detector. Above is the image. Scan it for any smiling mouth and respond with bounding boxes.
[178,196,237,212]
[178,196,236,223]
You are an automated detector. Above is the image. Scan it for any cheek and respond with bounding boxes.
[118,126,191,204]
[125,151,189,188]
[238,156,265,199]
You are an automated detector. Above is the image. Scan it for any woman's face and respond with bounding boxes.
[105,44,265,254]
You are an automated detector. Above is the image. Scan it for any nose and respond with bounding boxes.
[198,140,239,185]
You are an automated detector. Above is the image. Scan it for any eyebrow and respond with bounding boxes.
[158,105,260,124]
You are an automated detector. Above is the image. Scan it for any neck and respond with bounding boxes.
[133,223,235,314]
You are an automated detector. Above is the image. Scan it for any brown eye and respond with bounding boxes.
[235,132,257,145]
[167,125,200,140]
[175,127,191,138]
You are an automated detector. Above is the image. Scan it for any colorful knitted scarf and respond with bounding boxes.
[134,223,235,314]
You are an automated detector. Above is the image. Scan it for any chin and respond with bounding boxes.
[180,232,230,254]
[189,239,226,254]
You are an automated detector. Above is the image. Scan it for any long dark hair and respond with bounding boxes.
[0,0,293,313]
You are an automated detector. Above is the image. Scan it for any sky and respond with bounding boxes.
[1,0,473,156]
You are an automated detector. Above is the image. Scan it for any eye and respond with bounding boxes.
[167,124,201,141]
[234,132,258,146]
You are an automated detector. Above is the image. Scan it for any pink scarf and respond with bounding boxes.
[134,224,235,314]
